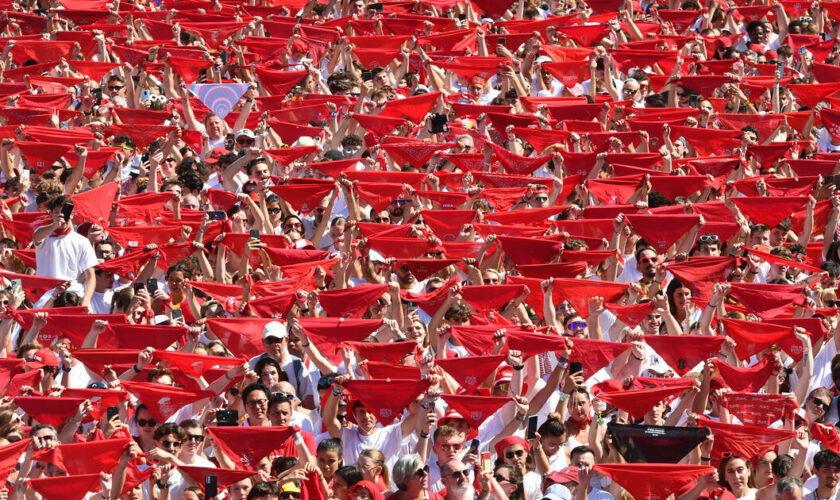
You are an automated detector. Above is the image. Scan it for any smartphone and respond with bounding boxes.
[526,415,538,440]
[498,37,506,47]
[171,309,184,323]
[368,2,383,11]
[106,406,119,421]
[216,409,238,426]
[141,88,151,101]
[219,49,229,65]
[480,452,491,473]
[361,69,373,81]
[430,113,448,134]
[146,278,158,295]
[249,228,260,241]
[205,475,218,498]
[207,210,226,221]
[569,361,582,374]
[19,169,29,184]
[688,94,699,107]
[469,438,479,455]
[133,282,145,294]
[9,279,21,295]
[61,201,74,221]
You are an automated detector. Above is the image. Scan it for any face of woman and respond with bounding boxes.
[725,459,750,492]
[332,476,349,500]
[755,451,776,482]
[540,435,566,457]
[261,366,280,386]
[353,488,374,500]
[494,468,517,496]
[569,393,591,421]
[357,456,380,482]
[317,450,341,479]
[408,322,426,345]
[672,288,692,309]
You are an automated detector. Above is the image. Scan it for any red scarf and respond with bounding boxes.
[50,225,72,237]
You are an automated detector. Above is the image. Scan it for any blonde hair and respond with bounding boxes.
[359,448,391,489]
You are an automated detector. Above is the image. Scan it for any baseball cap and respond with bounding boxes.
[543,484,572,500]
[263,321,288,340]
[234,129,256,140]
[27,348,59,369]
[204,147,229,164]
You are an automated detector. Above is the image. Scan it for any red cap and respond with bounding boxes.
[547,467,579,485]
[27,348,58,369]
[204,147,229,164]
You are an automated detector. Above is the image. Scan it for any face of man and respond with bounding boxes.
[269,401,293,427]
[750,230,770,248]
[636,249,658,278]
[442,462,471,495]
[434,434,464,462]
[245,390,269,424]
[263,335,287,360]
[96,243,115,261]
[779,490,803,500]
[817,463,840,490]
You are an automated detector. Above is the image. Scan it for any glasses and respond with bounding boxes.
[247,399,268,408]
[265,336,285,344]
[414,219,425,225]
[165,158,176,163]
[280,493,301,500]
[392,200,407,206]
[496,382,509,392]
[534,196,548,202]
[505,450,526,459]
[161,440,182,449]
[450,470,468,479]
[273,391,296,401]
[268,208,282,215]
[415,465,430,478]
[699,234,719,243]
[811,398,830,411]
[568,321,586,331]
[494,474,510,483]
[137,418,158,427]
[285,222,302,230]
[639,257,657,264]
[438,443,463,452]
[39,435,56,442]
[108,85,124,91]
[374,217,389,223]
[186,434,205,442]
[237,138,255,145]
[623,88,638,95]
[676,92,686,97]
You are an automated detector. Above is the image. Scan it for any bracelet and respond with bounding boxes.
[557,357,569,364]
[132,364,141,373]
[419,430,429,439]
[632,353,644,361]
[61,365,71,373]
[558,391,570,402]
[332,388,342,397]
[514,411,525,421]
[156,480,171,489]
[512,364,524,371]
[748,269,758,275]
[700,457,711,462]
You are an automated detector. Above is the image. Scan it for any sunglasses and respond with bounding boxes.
[623,88,638,95]
[639,257,657,264]
[676,92,687,97]
[247,399,268,408]
[505,450,526,459]
[280,493,301,499]
[415,465,430,478]
[699,234,719,243]
[137,418,158,427]
[494,474,510,483]
[392,199,407,206]
[268,207,282,215]
[534,196,549,202]
[108,85,124,91]
[568,320,586,331]
[237,138,255,145]
[811,398,830,411]
[496,382,510,392]
[265,337,285,344]
[374,217,389,223]
[414,219,425,225]
[285,222,303,230]
[450,470,468,479]
[186,434,205,442]
[439,443,463,452]
[161,440,182,448]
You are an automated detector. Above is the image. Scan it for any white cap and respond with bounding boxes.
[263,321,288,340]
[368,249,385,263]
[291,136,316,148]
[543,485,572,500]
[235,129,256,140]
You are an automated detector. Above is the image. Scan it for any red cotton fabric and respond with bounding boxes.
[435,355,506,393]
[317,283,388,318]
[440,395,511,428]
[207,426,297,470]
[596,385,692,419]
[626,214,701,253]
[342,379,430,425]
[119,381,213,422]
[719,392,799,427]
[643,335,725,376]
[698,418,795,464]
[594,464,714,500]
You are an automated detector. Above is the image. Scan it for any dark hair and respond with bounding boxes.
[771,454,794,477]
[569,445,595,463]
[248,481,280,499]
[537,413,566,438]
[814,450,840,470]
[255,357,286,381]
[46,195,71,211]
[334,466,364,488]
[318,437,343,458]
[271,456,299,476]
[242,382,270,403]
[153,422,184,442]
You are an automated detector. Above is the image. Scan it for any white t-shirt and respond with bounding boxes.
[35,230,98,282]
[341,422,404,470]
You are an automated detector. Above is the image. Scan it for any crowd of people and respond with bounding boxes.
[2,0,840,498]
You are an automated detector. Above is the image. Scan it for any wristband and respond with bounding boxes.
[557,357,569,364]
[557,391,570,402]
[514,411,525,422]
[513,364,524,371]
[132,364,141,374]
[61,365,71,373]
[632,353,645,361]
[332,388,342,397]
[700,457,711,461]
[419,430,429,439]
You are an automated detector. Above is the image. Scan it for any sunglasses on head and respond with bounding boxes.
[505,450,526,459]
[137,418,158,427]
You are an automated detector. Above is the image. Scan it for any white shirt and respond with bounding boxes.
[341,422,404,470]
[35,230,98,282]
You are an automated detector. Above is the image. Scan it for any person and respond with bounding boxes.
[440,460,474,500]
[389,454,440,500]
[249,322,317,409]
[32,195,98,307]
[719,455,757,500]
[776,478,803,500]
[803,450,840,498]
